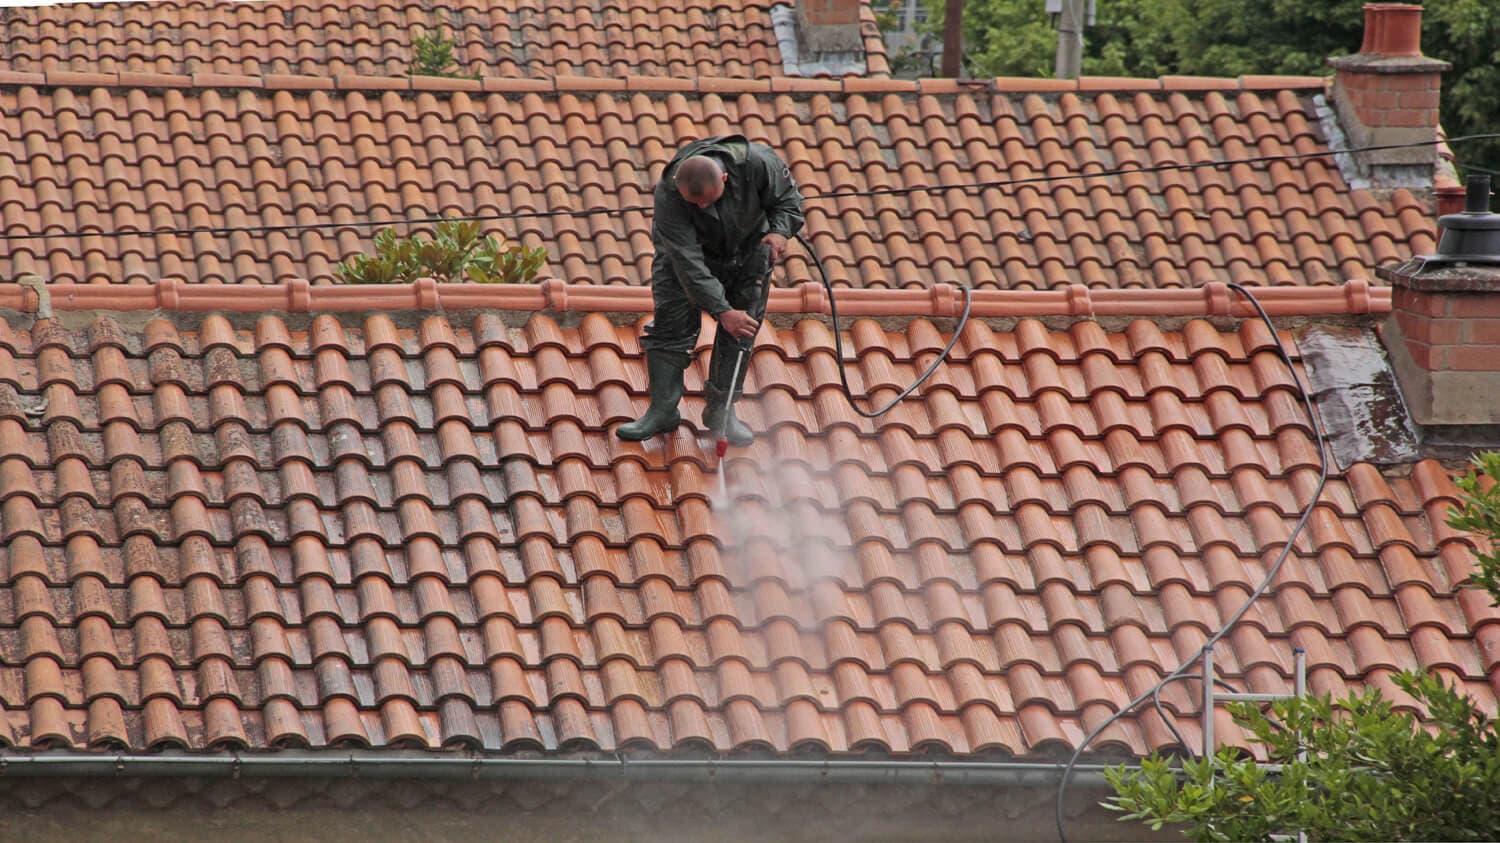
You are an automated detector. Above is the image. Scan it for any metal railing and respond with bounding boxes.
[1202,644,1309,843]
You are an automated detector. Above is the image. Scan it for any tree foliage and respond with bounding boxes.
[1422,0,1500,171]
[336,220,547,285]
[1104,672,1500,842]
[1448,450,1500,607]
[883,0,1499,169]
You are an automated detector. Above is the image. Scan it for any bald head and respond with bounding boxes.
[676,156,728,209]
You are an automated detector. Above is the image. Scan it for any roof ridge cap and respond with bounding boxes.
[0,279,1389,319]
[0,70,1332,96]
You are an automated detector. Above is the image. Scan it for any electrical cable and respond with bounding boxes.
[1147,674,1277,756]
[793,231,972,418]
[1053,281,1331,843]
[0,134,1494,244]
[1150,674,1230,754]
[1148,666,1295,749]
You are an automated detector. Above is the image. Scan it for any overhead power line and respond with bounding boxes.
[0,134,1493,245]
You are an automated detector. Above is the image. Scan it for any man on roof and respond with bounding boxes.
[615,135,806,446]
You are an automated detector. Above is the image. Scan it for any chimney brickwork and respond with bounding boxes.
[1327,4,1450,180]
[795,0,863,53]
[1378,176,1500,429]
[1436,183,1467,218]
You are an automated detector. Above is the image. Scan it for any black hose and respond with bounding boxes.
[792,232,974,417]
[1053,282,1330,843]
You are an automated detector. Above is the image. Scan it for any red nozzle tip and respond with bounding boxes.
[715,439,729,458]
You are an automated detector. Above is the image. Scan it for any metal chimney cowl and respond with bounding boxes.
[1435,174,1500,264]
[1378,174,1500,291]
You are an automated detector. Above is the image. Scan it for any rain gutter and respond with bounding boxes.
[0,751,1135,787]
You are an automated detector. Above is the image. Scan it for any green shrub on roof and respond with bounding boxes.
[336,220,548,285]
[409,22,480,79]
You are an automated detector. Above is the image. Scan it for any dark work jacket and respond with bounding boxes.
[652,135,805,316]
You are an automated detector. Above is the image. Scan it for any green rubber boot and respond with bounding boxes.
[616,350,689,441]
[702,335,754,447]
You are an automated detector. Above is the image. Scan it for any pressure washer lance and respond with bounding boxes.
[713,337,750,504]
[712,248,775,504]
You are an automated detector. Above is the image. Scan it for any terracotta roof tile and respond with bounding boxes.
[0,308,1492,757]
[0,0,797,81]
[0,79,1429,290]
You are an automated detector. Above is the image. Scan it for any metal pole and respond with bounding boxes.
[1053,0,1083,79]
[1294,647,1308,843]
[1215,692,1291,703]
[941,0,964,77]
[1201,646,1215,760]
[1293,648,1306,712]
[721,348,747,436]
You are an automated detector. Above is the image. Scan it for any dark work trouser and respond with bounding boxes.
[642,251,772,406]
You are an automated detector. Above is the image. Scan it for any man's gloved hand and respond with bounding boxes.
[718,309,759,340]
[762,233,788,262]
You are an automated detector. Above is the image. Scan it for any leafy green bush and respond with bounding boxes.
[336,221,547,285]
[1105,672,1500,842]
[1448,450,1500,606]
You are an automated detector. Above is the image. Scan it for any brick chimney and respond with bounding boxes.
[1377,175,1500,438]
[796,0,862,53]
[1327,4,1450,186]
